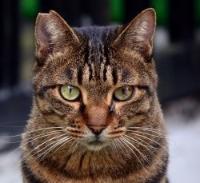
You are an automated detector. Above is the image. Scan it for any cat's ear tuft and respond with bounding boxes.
[112,8,156,59]
[35,10,80,64]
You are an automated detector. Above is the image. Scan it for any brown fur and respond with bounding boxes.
[21,8,168,183]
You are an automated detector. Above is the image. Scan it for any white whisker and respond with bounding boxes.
[38,136,72,160]
[123,136,148,162]
[124,134,154,155]
[22,133,66,161]
[126,129,163,138]
[7,127,63,139]
[121,137,149,174]
[128,132,161,146]
[128,126,162,135]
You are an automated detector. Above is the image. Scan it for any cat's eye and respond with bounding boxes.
[113,86,134,101]
[60,85,80,101]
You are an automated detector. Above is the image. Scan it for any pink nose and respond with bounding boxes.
[86,105,108,135]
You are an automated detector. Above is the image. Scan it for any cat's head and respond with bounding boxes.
[33,9,160,151]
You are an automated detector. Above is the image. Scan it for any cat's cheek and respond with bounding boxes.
[43,114,66,125]
[35,98,68,123]
[136,98,151,114]
[115,98,151,128]
[35,97,51,112]
[35,96,64,118]
[36,97,80,124]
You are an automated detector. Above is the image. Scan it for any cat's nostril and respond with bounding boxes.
[88,126,105,136]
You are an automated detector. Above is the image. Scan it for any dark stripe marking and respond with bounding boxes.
[22,160,43,183]
[145,154,168,183]
[103,64,107,81]
[60,153,73,170]
[77,66,83,85]
[112,68,118,84]
[99,44,104,64]
[104,45,110,65]
[121,69,131,82]
[88,63,93,81]
[36,85,57,98]
[78,152,87,171]
[137,85,153,97]
[65,68,73,80]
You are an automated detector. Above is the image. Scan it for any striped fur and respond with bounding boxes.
[21,9,168,183]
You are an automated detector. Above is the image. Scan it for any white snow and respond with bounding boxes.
[165,99,200,183]
[168,121,200,183]
[0,150,22,183]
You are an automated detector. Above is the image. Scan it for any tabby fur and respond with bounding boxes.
[21,8,168,183]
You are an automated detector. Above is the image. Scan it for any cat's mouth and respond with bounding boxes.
[88,140,103,146]
[86,142,107,151]
[83,136,109,151]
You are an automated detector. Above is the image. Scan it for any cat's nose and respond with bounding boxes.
[86,105,108,129]
[85,105,108,135]
[88,126,105,136]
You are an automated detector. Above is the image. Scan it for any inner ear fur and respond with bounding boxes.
[35,10,81,65]
[112,8,156,61]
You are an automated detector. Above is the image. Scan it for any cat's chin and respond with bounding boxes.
[86,144,107,151]
[82,139,109,151]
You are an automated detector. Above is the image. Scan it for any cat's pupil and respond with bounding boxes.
[69,87,72,94]
[122,87,128,94]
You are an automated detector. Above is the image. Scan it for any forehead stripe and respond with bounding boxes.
[103,45,110,82]
[77,66,83,85]
[88,63,93,81]
[112,68,118,85]
[84,43,93,81]
[66,68,73,80]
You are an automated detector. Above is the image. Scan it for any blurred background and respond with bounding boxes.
[0,0,200,182]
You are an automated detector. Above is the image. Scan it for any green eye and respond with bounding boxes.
[113,86,134,101]
[60,85,80,101]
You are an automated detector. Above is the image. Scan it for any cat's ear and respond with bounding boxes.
[35,10,80,64]
[112,8,156,60]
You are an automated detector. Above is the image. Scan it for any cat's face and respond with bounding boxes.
[33,9,159,151]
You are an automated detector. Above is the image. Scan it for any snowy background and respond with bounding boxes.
[0,98,200,183]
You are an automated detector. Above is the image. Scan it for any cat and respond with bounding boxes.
[21,8,168,183]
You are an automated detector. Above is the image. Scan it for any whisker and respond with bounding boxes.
[123,136,148,163]
[5,130,64,144]
[22,133,66,161]
[5,127,63,138]
[33,133,67,155]
[70,140,79,153]
[123,137,150,174]
[115,138,130,155]
[128,127,162,135]
[124,135,155,155]
[118,138,138,159]
[25,127,63,134]
[38,137,72,160]
[53,137,73,154]
[126,129,163,138]
[119,137,147,172]
[128,132,162,146]
[111,140,119,152]
[21,130,64,145]
[133,136,160,150]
